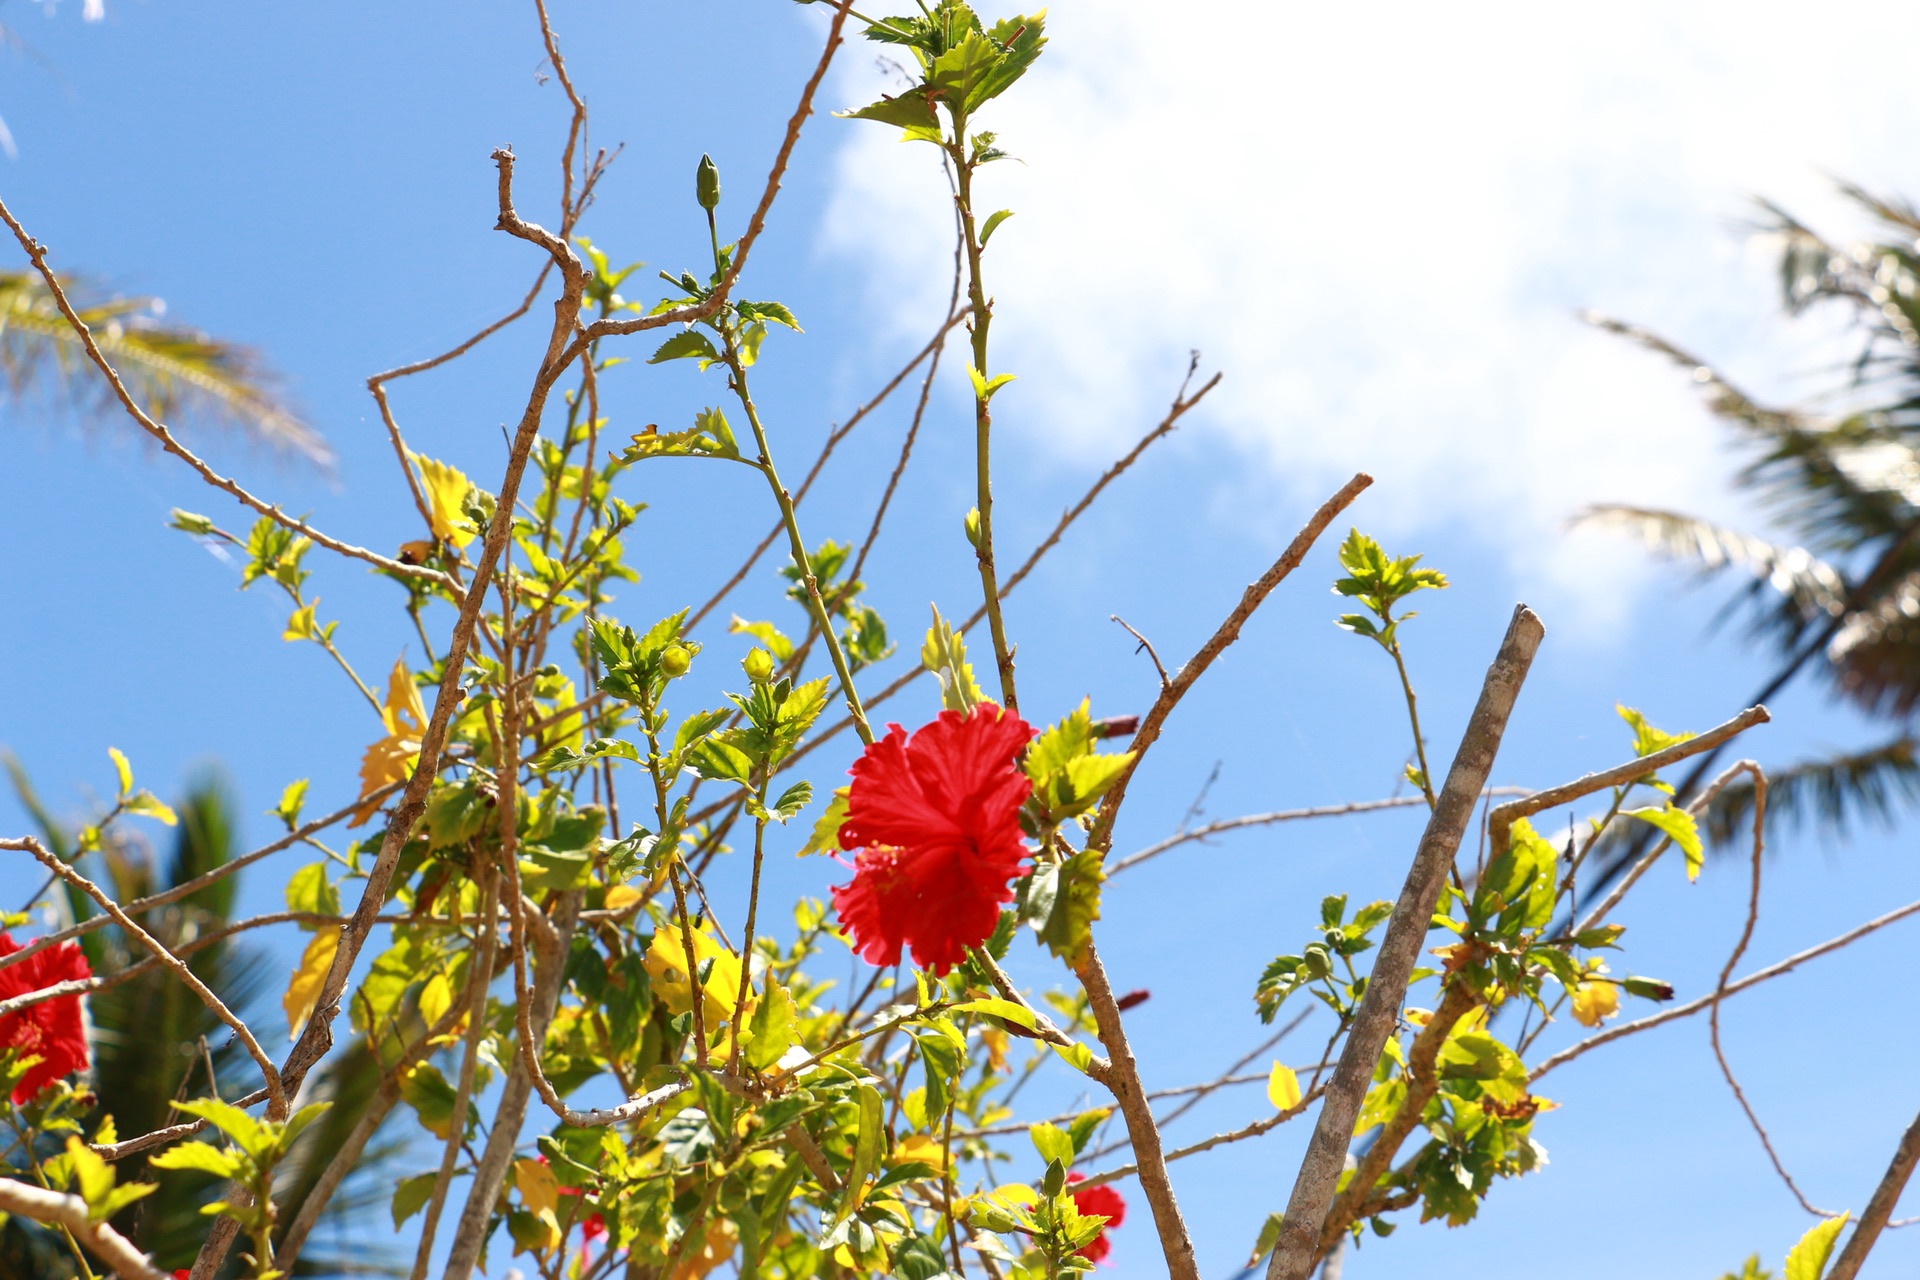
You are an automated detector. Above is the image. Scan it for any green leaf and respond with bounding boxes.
[729,616,796,662]
[950,997,1037,1031]
[688,738,755,783]
[746,981,801,1071]
[979,208,1014,248]
[170,1097,269,1157]
[840,90,943,144]
[1617,704,1696,759]
[800,787,851,857]
[273,778,309,831]
[149,1141,242,1179]
[391,1172,438,1228]
[285,862,340,921]
[769,781,813,823]
[1623,803,1705,881]
[966,363,1016,401]
[1783,1213,1848,1280]
[1028,1122,1073,1167]
[1037,849,1105,965]
[921,605,983,711]
[648,329,720,366]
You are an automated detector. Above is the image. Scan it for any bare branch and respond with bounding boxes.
[0,1178,167,1279]
[1267,604,1545,1280]
[1828,1107,1920,1280]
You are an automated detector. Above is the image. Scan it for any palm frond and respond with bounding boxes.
[0,271,330,465]
[1702,736,1920,846]
[1572,504,1848,642]
[1824,571,1920,716]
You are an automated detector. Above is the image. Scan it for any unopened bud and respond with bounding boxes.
[168,508,215,536]
[1115,988,1151,1012]
[659,644,693,679]
[1091,714,1139,740]
[696,153,721,211]
[743,647,776,683]
[1301,943,1333,981]
[964,507,982,548]
[1622,975,1675,1002]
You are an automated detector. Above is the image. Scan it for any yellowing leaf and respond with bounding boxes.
[673,1217,739,1280]
[1783,1212,1848,1280]
[512,1155,560,1219]
[605,884,644,913]
[283,599,318,642]
[123,791,178,826]
[283,930,339,1041]
[1569,980,1619,1028]
[890,1134,949,1170]
[981,1026,1010,1073]
[412,452,478,549]
[1267,1061,1303,1112]
[644,923,753,1027]
[353,659,428,827]
[107,747,133,797]
[1623,803,1705,881]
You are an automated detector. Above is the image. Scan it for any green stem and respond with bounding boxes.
[948,127,1018,712]
[643,709,709,1068]
[1387,637,1436,811]
[727,808,769,1075]
[719,328,875,746]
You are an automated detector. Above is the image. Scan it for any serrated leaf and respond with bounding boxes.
[1037,849,1104,965]
[149,1141,241,1179]
[1783,1213,1848,1280]
[801,787,851,857]
[391,1172,437,1228]
[648,329,720,366]
[769,780,813,823]
[1028,1122,1073,1167]
[1623,803,1705,881]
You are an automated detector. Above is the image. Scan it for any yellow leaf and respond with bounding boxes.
[512,1156,560,1219]
[1783,1212,1849,1280]
[283,931,339,1041]
[412,452,478,549]
[605,885,644,914]
[1570,980,1620,1028]
[283,599,318,642]
[644,923,753,1027]
[981,1026,1010,1074]
[889,1134,949,1171]
[1267,1061,1303,1112]
[123,792,178,827]
[107,747,132,797]
[352,659,428,827]
[419,971,454,1030]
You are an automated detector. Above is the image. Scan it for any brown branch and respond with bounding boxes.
[1088,473,1374,858]
[0,784,397,979]
[0,1178,167,1280]
[1828,1108,1920,1280]
[3,835,286,1118]
[1485,705,1771,858]
[0,197,451,586]
[1704,764,1835,1216]
[686,310,966,632]
[1266,604,1545,1280]
[1075,936,1197,1280]
[1530,895,1920,1082]
[1110,794,1519,877]
[1073,1085,1326,1192]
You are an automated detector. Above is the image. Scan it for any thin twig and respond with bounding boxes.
[1073,1086,1326,1192]
[2,835,286,1118]
[1531,893,1920,1081]
[1088,474,1374,858]
[1267,604,1545,1280]
[1704,763,1835,1216]
[1111,615,1169,691]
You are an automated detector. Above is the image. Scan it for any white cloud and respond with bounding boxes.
[818,0,1920,637]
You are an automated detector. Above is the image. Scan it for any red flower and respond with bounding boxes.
[0,932,91,1104]
[831,706,1034,974]
[1067,1173,1126,1263]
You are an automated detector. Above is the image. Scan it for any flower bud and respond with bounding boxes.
[168,508,216,536]
[743,647,776,684]
[1114,988,1151,1012]
[1622,975,1675,1002]
[696,153,721,211]
[659,644,693,679]
[1301,943,1333,981]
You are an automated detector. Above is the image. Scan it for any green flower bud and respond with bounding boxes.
[743,647,776,684]
[696,153,721,211]
[659,644,693,679]
[1300,943,1333,982]
[1621,975,1675,1002]
[168,508,215,536]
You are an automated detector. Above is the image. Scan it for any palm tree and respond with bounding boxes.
[1578,182,1920,850]
[0,271,329,464]
[0,767,397,1277]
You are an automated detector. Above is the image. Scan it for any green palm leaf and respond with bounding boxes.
[0,271,329,465]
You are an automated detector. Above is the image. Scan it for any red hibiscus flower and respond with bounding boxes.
[1067,1173,1126,1263]
[0,931,91,1103]
[831,705,1034,974]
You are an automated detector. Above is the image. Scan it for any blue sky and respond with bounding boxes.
[4,2,1920,1276]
